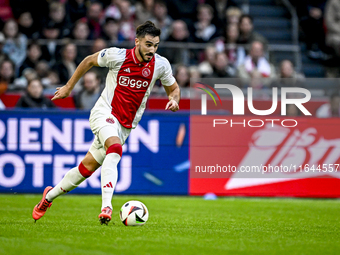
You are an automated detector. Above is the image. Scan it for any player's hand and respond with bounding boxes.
[51,85,72,101]
[165,99,179,112]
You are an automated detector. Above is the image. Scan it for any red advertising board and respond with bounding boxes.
[190,116,340,198]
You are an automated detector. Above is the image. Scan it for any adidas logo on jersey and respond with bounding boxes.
[124,68,131,73]
[103,182,113,188]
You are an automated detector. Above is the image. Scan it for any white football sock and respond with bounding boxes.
[46,166,86,201]
[101,153,121,210]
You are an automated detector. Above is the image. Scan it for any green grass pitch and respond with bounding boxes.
[0,194,339,255]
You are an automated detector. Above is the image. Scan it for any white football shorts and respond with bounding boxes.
[88,101,131,165]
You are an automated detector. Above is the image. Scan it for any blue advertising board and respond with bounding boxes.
[0,110,189,195]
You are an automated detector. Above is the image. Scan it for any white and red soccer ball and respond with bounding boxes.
[119,201,149,226]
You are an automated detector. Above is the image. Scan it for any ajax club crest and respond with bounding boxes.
[142,68,151,77]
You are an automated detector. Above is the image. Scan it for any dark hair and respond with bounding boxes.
[85,70,100,81]
[197,4,214,15]
[27,78,42,87]
[44,20,59,30]
[90,1,103,8]
[105,17,118,24]
[0,59,15,70]
[0,59,15,83]
[27,41,40,50]
[239,14,253,24]
[280,59,294,68]
[154,0,166,7]
[136,21,161,39]
[61,41,76,53]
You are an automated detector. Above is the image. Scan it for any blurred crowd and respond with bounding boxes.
[0,0,339,114]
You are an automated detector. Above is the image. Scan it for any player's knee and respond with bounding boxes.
[106,143,122,157]
[82,151,102,171]
[104,136,121,151]
[78,162,95,178]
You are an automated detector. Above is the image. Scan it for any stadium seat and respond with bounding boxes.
[249,2,292,45]
[256,29,292,41]
[302,65,326,78]
[249,5,288,17]
[253,18,291,29]
[248,0,327,78]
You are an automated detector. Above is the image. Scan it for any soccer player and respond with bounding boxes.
[32,21,180,225]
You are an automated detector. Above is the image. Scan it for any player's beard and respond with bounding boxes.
[139,47,153,62]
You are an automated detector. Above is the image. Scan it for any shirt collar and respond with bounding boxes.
[131,47,154,66]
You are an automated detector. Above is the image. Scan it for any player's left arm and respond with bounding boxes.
[164,82,180,112]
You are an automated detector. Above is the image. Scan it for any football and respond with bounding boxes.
[119,200,149,226]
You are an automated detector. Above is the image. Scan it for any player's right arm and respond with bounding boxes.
[52,52,100,101]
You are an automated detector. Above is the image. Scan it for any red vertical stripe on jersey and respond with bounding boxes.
[111,48,155,129]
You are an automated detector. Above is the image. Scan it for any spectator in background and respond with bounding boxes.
[164,20,191,65]
[13,68,39,90]
[271,60,305,88]
[150,0,173,41]
[46,70,60,87]
[198,46,216,77]
[40,22,62,66]
[35,60,53,87]
[0,59,15,93]
[189,66,201,86]
[47,1,71,38]
[118,0,136,41]
[174,65,190,87]
[237,40,276,87]
[135,0,154,26]
[101,18,122,44]
[71,20,91,61]
[165,0,198,29]
[16,79,55,108]
[296,0,328,59]
[104,0,122,21]
[248,69,264,89]
[10,0,49,30]
[74,71,102,109]
[316,92,340,118]
[85,1,104,39]
[194,4,218,43]
[280,60,302,80]
[215,24,246,68]
[92,38,108,54]
[226,6,242,25]
[72,20,91,41]
[207,52,235,78]
[91,39,109,81]
[17,12,39,39]
[325,0,340,57]
[19,41,42,76]
[66,0,89,24]
[205,0,237,30]
[237,15,267,47]
[53,42,81,91]
[2,19,27,69]
[0,32,9,64]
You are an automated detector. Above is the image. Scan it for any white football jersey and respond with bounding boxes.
[93,47,175,129]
